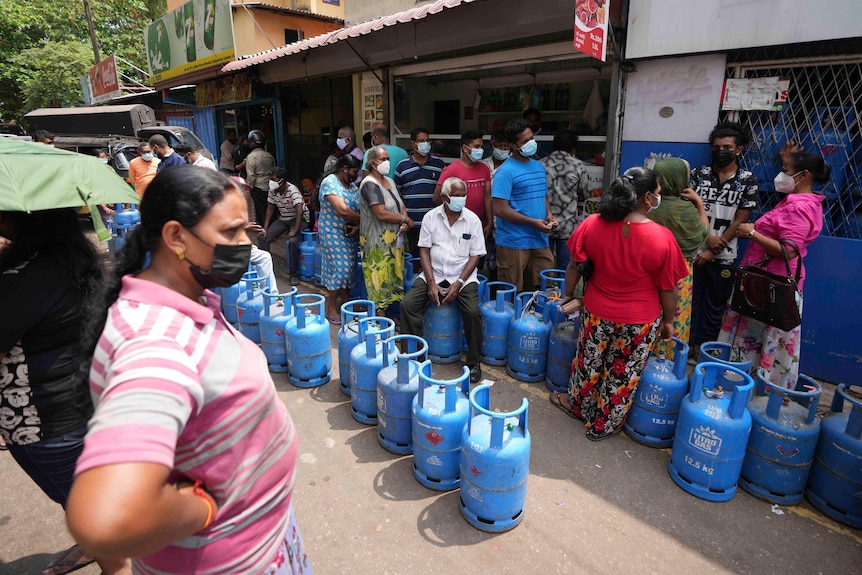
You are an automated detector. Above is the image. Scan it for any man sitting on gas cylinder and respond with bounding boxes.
[400,177,486,383]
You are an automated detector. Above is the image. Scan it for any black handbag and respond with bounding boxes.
[730,239,802,331]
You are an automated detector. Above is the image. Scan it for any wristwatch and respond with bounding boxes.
[455,278,466,286]
[748,228,756,238]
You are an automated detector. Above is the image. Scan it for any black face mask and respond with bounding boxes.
[186,232,251,289]
[712,149,737,168]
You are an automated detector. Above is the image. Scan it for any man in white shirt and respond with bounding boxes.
[219,129,237,174]
[177,144,217,170]
[400,177,486,383]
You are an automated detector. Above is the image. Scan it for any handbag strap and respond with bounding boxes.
[778,239,803,283]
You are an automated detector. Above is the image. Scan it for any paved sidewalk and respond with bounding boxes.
[2,259,859,574]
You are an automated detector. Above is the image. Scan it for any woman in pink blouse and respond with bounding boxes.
[718,143,828,389]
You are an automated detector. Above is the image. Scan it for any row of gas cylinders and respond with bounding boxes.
[419,269,579,394]
[624,339,862,529]
[337,301,531,533]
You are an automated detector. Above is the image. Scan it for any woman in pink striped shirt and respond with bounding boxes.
[67,166,312,574]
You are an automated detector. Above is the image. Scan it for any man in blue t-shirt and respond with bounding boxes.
[492,118,557,291]
[362,125,409,179]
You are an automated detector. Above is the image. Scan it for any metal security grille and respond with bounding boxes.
[721,56,862,238]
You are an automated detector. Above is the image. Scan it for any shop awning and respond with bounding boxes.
[221,0,480,73]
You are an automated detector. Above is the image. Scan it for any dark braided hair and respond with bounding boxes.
[78,167,238,383]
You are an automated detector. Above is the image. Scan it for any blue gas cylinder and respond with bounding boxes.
[404,254,417,294]
[337,300,376,397]
[298,230,316,282]
[460,384,530,533]
[480,282,517,366]
[377,335,428,454]
[461,274,489,353]
[739,371,821,505]
[237,273,268,344]
[806,383,862,528]
[545,303,580,394]
[349,247,368,301]
[412,360,471,491]
[624,337,691,448]
[537,268,565,314]
[284,294,331,388]
[216,268,253,326]
[108,204,141,259]
[669,362,754,502]
[260,287,297,373]
[313,233,323,286]
[423,299,463,364]
[506,292,551,383]
[349,317,395,424]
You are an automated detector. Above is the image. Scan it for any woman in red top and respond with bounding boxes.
[552,167,688,440]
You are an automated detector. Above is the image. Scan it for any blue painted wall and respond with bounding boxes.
[799,236,862,383]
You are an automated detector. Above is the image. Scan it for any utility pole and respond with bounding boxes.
[83,0,101,65]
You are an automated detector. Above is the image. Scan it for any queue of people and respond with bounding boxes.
[1,118,830,572]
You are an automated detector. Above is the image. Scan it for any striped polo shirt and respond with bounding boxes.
[393,154,445,226]
[76,276,297,575]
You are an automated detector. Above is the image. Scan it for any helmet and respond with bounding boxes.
[247,129,266,148]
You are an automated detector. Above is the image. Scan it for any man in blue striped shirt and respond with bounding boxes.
[394,127,446,258]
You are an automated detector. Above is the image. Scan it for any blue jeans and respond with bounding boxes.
[8,425,87,508]
[549,237,571,272]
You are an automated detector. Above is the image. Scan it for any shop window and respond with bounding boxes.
[284,29,304,45]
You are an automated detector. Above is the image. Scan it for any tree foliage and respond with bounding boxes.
[12,41,94,110]
[0,0,166,122]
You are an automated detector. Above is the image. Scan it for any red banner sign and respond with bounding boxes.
[89,55,121,104]
[574,0,609,62]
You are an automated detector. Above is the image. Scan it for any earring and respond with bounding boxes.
[175,247,185,260]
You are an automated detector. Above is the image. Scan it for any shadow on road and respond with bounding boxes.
[373,457,439,502]
[416,491,500,547]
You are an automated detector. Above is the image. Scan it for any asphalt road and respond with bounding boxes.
[2,270,859,575]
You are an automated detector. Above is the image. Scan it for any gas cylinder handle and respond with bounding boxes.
[468,384,529,449]
[757,370,822,424]
[671,337,689,380]
[382,335,428,381]
[833,383,862,439]
[444,366,470,413]
[417,359,433,407]
[341,299,375,328]
[467,384,492,436]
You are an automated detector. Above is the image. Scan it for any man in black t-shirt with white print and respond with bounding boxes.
[690,122,759,346]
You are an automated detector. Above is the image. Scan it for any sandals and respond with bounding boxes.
[326,313,342,325]
[585,427,624,442]
[549,392,579,420]
[42,544,94,575]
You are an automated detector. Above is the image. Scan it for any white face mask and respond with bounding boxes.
[268,179,282,192]
[376,160,391,175]
[647,192,661,212]
[493,147,511,161]
[467,147,484,162]
[336,138,349,150]
[773,171,800,193]
[445,196,467,212]
[141,152,153,161]
[416,142,432,156]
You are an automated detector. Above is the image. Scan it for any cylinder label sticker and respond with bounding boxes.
[689,426,722,455]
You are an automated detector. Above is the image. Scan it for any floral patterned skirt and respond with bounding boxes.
[264,505,313,575]
[568,308,660,439]
[717,292,804,390]
[654,259,693,360]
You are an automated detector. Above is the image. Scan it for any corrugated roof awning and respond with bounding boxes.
[221,0,479,73]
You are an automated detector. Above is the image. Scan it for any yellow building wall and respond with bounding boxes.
[231,11,341,58]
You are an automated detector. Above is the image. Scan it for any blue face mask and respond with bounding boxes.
[467,147,484,162]
[446,196,467,212]
[492,147,510,161]
[647,192,662,213]
[141,153,154,161]
[518,139,538,157]
[416,142,432,156]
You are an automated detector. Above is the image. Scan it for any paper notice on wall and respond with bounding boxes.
[574,0,610,62]
[721,77,790,111]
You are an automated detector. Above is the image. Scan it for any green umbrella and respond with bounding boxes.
[0,136,141,240]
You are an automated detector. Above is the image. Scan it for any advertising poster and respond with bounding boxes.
[574,0,610,62]
[89,55,121,104]
[145,0,235,84]
[721,77,791,111]
[361,74,384,133]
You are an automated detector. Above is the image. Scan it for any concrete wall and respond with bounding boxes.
[346,0,433,25]
[232,10,341,57]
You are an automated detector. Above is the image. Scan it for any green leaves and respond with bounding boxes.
[12,41,93,110]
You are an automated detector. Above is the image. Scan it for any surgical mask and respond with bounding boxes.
[336,138,349,150]
[141,153,153,161]
[712,149,737,168]
[268,179,282,192]
[468,147,484,162]
[647,192,662,212]
[445,196,467,212]
[493,147,511,161]
[518,139,538,158]
[773,171,800,194]
[100,158,109,164]
[186,232,252,289]
[376,160,391,175]
[416,142,432,156]
[46,143,54,148]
